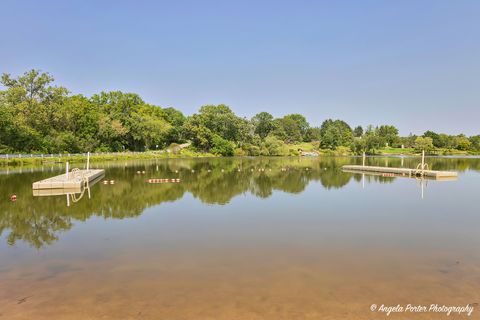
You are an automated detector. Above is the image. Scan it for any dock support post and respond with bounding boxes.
[422,150,425,175]
[362,152,366,167]
[87,152,90,171]
[66,161,69,179]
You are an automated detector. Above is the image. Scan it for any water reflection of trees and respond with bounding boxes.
[1,156,479,248]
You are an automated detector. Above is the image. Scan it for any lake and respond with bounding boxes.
[1,156,480,319]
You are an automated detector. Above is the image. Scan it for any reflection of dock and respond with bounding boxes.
[342,165,457,179]
[32,169,105,190]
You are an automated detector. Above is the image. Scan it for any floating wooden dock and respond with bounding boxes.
[342,165,457,179]
[32,169,105,191]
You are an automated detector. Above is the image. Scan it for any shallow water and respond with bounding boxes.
[1,156,480,319]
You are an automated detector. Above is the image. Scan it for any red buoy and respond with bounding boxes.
[10,195,17,202]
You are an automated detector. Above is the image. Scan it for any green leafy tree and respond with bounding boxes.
[195,104,246,142]
[469,135,480,151]
[252,112,275,139]
[2,69,480,155]
[320,125,341,149]
[353,125,364,137]
[162,107,185,126]
[1,69,69,152]
[1,69,61,104]
[283,114,309,139]
[210,135,234,156]
[351,137,366,154]
[455,135,471,151]
[437,134,454,149]
[320,119,353,149]
[364,134,384,154]
[273,117,303,143]
[264,135,286,155]
[423,131,441,147]
[183,116,214,151]
[414,136,434,152]
[304,127,321,142]
[377,125,399,147]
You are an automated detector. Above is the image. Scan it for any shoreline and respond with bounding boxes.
[1,149,480,168]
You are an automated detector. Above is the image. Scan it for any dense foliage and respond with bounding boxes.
[1,70,479,155]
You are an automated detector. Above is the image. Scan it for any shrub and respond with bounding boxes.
[234,148,246,156]
[210,135,234,156]
[335,146,352,156]
[242,144,261,156]
[264,135,287,156]
[414,137,434,152]
[289,149,300,156]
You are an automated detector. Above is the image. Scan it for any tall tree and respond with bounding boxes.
[353,126,364,137]
[194,104,247,142]
[377,125,399,147]
[251,112,275,139]
[414,137,434,152]
[320,119,353,149]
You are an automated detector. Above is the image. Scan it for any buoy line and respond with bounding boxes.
[147,178,181,183]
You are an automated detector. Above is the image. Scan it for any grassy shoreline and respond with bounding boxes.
[0,149,216,167]
[376,147,480,156]
[1,144,479,167]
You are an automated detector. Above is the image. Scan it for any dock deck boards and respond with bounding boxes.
[32,169,105,190]
[342,165,457,179]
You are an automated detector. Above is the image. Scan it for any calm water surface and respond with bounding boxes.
[1,157,480,319]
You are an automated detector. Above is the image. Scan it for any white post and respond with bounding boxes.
[87,152,90,171]
[362,152,366,167]
[422,150,425,172]
[66,161,69,179]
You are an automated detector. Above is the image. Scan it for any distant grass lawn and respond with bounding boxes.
[379,147,416,155]
[290,142,319,151]
[378,147,475,156]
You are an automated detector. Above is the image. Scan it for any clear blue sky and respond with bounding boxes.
[1,0,479,135]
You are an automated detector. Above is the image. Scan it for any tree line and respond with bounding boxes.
[1,70,479,155]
